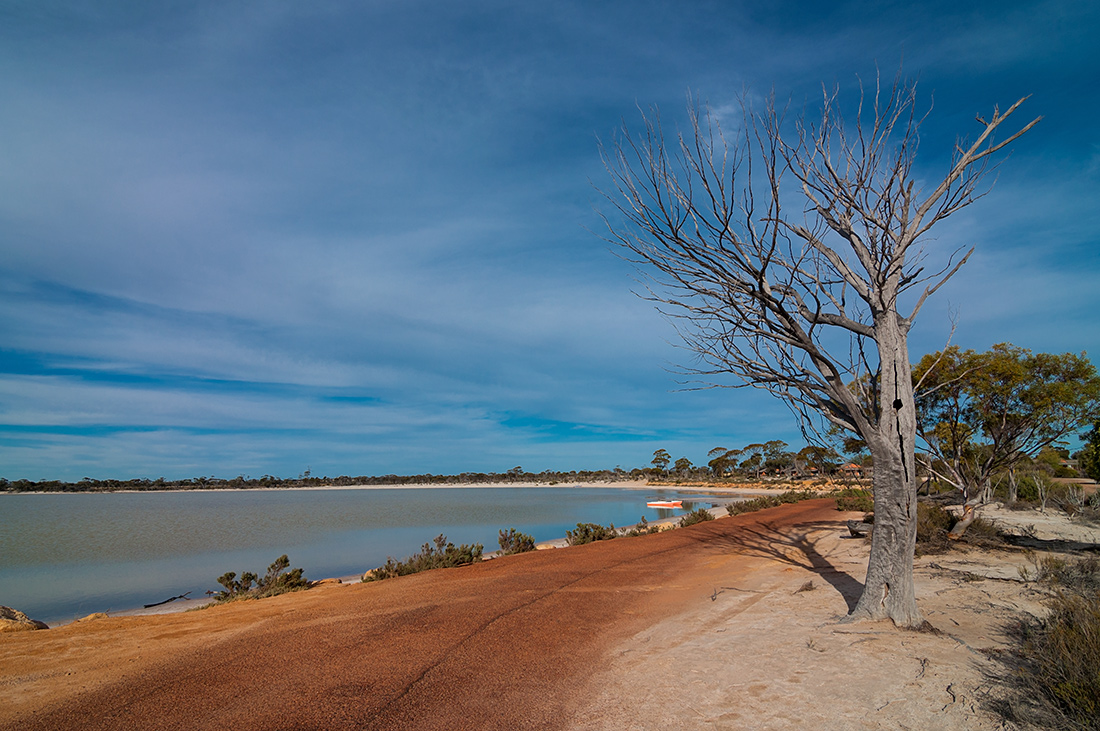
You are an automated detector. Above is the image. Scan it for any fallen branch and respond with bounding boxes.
[143,592,191,609]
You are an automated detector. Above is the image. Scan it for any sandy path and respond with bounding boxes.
[1,499,1043,730]
[573,508,1055,730]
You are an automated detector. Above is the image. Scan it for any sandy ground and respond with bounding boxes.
[2,499,1096,730]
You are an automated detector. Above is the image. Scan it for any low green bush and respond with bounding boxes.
[498,527,536,555]
[566,522,618,545]
[678,507,715,527]
[725,489,822,517]
[1015,480,1041,503]
[215,554,308,602]
[624,516,660,537]
[833,488,874,513]
[365,534,483,581]
[778,489,822,503]
[726,495,781,516]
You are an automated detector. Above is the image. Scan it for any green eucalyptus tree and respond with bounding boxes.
[1078,421,1100,482]
[650,449,671,473]
[913,344,1100,512]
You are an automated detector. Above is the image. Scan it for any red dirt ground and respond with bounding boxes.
[0,501,847,730]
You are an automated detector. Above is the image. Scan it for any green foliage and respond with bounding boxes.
[214,554,308,602]
[678,507,715,527]
[1015,479,1040,503]
[673,457,693,475]
[727,495,781,515]
[997,557,1100,730]
[913,344,1100,499]
[726,490,821,517]
[498,527,536,555]
[778,489,821,503]
[797,445,839,477]
[365,534,483,581]
[624,516,660,537]
[707,446,739,476]
[566,522,618,545]
[914,502,954,554]
[1079,420,1100,481]
[832,488,873,512]
[651,449,671,472]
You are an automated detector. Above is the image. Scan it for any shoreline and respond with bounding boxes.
[1,478,850,496]
[52,502,741,627]
[14,483,802,627]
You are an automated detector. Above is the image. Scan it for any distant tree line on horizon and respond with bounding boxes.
[5,344,1098,495]
[0,466,643,493]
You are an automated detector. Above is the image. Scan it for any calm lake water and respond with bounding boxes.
[0,486,717,626]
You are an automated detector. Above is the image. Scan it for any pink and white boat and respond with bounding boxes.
[646,500,683,509]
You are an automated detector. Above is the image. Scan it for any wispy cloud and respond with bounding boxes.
[1,1,1096,479]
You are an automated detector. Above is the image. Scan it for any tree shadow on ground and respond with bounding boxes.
[687,518,865,613]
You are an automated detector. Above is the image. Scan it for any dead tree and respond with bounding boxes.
[601,75,1037,628]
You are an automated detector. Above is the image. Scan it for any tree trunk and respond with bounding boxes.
[1007,468,1018,503]
[847,316,924,629]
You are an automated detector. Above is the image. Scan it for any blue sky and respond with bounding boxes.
[1,1,1097,480]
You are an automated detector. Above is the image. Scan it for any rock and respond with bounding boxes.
[846,520,873,538]
[76,612,110,623]
[311,578,343,586]
[0,605,49,632]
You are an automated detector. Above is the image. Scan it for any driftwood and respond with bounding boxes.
[143,592,191,609]
[847,520,873,538]
[948,504,977,540]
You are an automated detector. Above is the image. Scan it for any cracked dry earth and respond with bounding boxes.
[0,499,1075,730]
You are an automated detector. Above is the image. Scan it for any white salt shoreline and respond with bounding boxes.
[5,480,791,496]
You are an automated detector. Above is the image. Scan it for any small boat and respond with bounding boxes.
[646,500,683,509]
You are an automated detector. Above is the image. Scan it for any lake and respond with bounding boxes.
[0,485,719,626]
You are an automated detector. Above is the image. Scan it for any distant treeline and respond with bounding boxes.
[0,468,646,493]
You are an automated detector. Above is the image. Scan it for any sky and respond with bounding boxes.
[1,1,1097,481]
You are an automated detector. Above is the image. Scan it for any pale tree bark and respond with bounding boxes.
[601,72,1037,628]
[850,313,921,624]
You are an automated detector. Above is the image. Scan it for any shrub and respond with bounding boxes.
[996,561,1100,730]
[214,554,308,602]
[498,527,536,555]
[1031,555,1100,594]
[833,488,873,513]
[725,489,823,517]
[915,502,954,554]
[365,534,483,581]
[625,516,660,537]
[778,489,822,503]
[961,515,1007,548]
[726,495,781,516]
[678,507,715,527]
[1015,479,1041,503]
[566,522,618,545]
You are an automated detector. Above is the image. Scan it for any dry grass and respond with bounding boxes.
[992,556,1100,730]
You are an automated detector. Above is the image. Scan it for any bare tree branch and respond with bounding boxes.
[599,73,1036,628]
